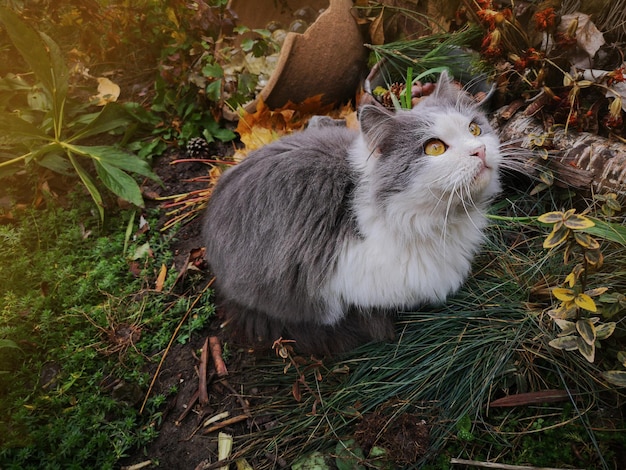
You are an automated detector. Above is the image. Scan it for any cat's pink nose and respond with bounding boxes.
[471,145,486,165]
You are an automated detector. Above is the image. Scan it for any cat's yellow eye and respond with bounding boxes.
[424,139,447,156]
[469,122,482,136]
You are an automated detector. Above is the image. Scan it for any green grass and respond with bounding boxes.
[0,194,213,468]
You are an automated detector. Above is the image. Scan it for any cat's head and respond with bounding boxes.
[358,71,502,212]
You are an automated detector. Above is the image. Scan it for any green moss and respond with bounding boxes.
[0,199,212,467]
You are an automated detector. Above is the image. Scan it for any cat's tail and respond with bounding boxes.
[220,301,396,356]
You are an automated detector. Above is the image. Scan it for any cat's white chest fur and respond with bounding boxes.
[320,209,486,324]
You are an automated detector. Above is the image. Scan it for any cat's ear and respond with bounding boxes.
[432,70,459,102]
[359,105,394,150]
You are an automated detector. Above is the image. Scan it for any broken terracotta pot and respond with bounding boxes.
[227,0,368,113]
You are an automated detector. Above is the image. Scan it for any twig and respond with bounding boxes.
[209,336,228,377]
[170,158,236,165]
[450,458,584,470]
[175,389,199,426]
[199,337,210,405]
[121,461,153,470]
[139,278,214,414]
[202,414,249,434]
[220,379,251,417]
[195,458,235,470]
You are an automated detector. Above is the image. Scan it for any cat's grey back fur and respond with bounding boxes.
[204,126,360,324]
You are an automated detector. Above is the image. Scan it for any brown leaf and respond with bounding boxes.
[292,380,301,402]
[235,95,336,160]
[489,390,575,408]
[369,10,385,45]
[155,263,167,292]
[128,260,142,278]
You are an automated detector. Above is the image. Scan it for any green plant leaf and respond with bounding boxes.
[0,339,20,349]
[601,370,626,387]
[68,153,104,221]
[549,335,579,351]
[577,337,595,363]
[576,319,597,346]
[68,145,159,181]
[0,7,68,117]
[292,451,330,470]
[618,351,626,367]
[595,322,615,341]
[583,218,626,246]
[335,439,365,470]
[68,103,134,142]
[0,111,50,140]
[94,160,144,207]
[38,153,72,174]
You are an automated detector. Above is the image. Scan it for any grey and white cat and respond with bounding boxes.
[203,72,502,354]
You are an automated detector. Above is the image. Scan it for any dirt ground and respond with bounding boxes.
[118,143,258,470]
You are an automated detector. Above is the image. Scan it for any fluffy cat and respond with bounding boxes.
[203,72,502,354]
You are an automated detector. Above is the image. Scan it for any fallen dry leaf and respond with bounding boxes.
[155,263,167,292]
[234,95,336,160]
[369,9,385,45]
[91,77,121,106]
[559,13,605,68]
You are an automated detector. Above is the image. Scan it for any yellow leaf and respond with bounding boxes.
[543,225,570,249]
[574,293,597,312]
[537,211,564,224]
[552,287,576,302]
[235,459,254,470]
[564,213,595,230]
[563,208,576,218]
[155,263,167,292]
[166,7,179,28]
[563,242,575,264]
[239,125,278,153]
[564,271,576,288]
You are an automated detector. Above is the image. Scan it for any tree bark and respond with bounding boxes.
[494,111,626,197]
